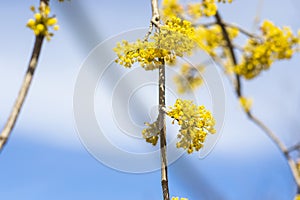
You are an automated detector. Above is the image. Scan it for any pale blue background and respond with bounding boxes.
[0,0,300,199]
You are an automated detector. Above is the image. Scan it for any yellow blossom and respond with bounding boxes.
[239,97,253,112]
[194,25,239,56]
[26,4,59,41]
[142,121,160,146]
[27,19,35,27]
[167,99,216,154]
[53,25,60,31]
[174,63,204,94]
[114,39,171,69]
[46,18,57,26]
[154,17,196,57]
[161,0,184,20]
[186,0,233,19]
[187,3,202,20]
[235,20,300,79]
[34,13,42,21]
[114,17,196,69]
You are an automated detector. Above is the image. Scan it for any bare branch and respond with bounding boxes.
[232,43,245,52]
[0,37,45,152]
[223,22,262,40]
[143,22,154,41]
[288,143,300,153]
[195,21,217,28]
[246,112,300,188]
[0,0,48,152]
[159,59,169,200]
[214,11,242,97]
[215,9,300,192]
[150,1,170,199]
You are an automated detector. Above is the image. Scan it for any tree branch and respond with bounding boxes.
[150,0,170,199]
[0,0,48,153]
[246,112,300,188]
[151,0,160,28]
[214,10,300,192]
[288,143,300,153]
[159,59,169,200]
[214,11,242,97]
[223,22,261,39]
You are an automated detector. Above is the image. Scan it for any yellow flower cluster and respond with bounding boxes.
[172,197,188,200]
[114,17,196,69]
[142,120,160,146]
[162,0,184,19]
[239,96,253,113]
[162,0,232,21]
[154,17,196,57]
[187,3,202,20]
[194,25,239,56]
[187,0,232,19]
[167,99,216,154]
[173,63,204,94]
[26,4,59,41]
[114,40,171,69]
[235,20,300,79]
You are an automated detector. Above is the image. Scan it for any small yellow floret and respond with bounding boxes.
[53,25,59,31]
[34,13,42,21]
[239,97,253,112]
[27,19,35,27]
[27,4,59,40]
[36,24,45,32]
[46,18,57,26]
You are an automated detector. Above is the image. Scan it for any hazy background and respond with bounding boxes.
[0,0,300,199]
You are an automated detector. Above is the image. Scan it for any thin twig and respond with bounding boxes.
[232,43,244,52]
[252,0,264,31]
[223,22,261,39]
[143,22,153,41]
[0,0,48,152]
[246,112,300,188]
[247,112,288,153]
[288,143,300,153]
[198,21,217,28]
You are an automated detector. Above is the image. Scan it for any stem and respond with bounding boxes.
[246,112,300,188]
[150,0,170,199]
[215,10,300,192]
[215,11,242,97]
[0,35,45,152]
[288,143,300,153]
[151,0,160,27]
[0,0,48,152]
[223,22,261,39]
[159,59,169,200]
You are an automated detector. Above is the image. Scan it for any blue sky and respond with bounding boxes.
[0,0,300,199]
